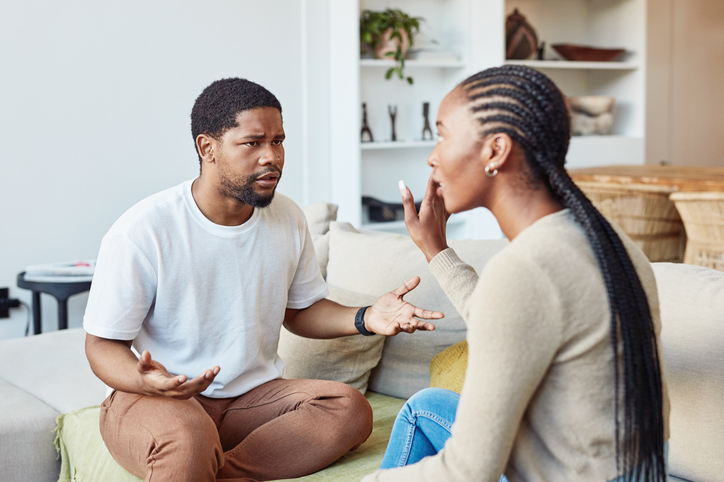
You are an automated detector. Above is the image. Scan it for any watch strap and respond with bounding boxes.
[355,306,375,336]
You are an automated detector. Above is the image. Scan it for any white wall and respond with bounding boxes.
[647,0,724,167]
[0,0,308,339]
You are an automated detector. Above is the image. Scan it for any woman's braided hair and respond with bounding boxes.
[461,65,665,481]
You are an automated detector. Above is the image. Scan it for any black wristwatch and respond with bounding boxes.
[355,306,375,336]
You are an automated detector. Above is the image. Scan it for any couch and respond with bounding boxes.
[0,202,722,482]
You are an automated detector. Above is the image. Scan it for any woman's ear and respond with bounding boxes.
[480,133,514,173]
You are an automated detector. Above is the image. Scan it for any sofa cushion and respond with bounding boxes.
[326,222,507,398]
[54,392,405,482]
[278,286,383,393]
[0,379,61,482]
[301,202,338,279]
[653,262,724,482]
[429,340,467,394]
[0,328,106,414]
[55,406,140,482]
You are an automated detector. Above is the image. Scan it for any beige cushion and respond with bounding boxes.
[0,379,61,482]
[278,286,382,393]
[301,203,338,279]
[0,328,106,414]
[653,262,724,482]
[326,222,507,398]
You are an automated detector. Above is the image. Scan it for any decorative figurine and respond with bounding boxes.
[361,103,374,142]
[422,102,433,140]
[506,8,538,60]
[388,105,398,141]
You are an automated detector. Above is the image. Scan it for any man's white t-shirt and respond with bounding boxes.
[83,180,328,398]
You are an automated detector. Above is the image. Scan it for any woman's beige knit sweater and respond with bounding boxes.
[363,209,669,482]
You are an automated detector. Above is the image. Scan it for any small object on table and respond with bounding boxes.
[388,105,398,142]
[421,102,433,141]
[537,41,546,61]
[17,272,92,334]
[551,44,625,62]
[361,103,374,142]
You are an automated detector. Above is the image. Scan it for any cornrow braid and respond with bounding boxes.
[461,65,665,481]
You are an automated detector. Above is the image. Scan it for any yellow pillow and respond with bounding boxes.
[429,340,468,394]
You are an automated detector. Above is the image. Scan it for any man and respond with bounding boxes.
[83,78,443,482]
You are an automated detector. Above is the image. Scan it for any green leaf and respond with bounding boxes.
[385,68,394,80]
[407,77,414,85]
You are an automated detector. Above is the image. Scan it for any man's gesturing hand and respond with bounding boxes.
[365,276,444,335]
[137,351,220,399]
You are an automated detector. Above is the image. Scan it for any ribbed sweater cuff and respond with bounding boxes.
[429,247,465,278]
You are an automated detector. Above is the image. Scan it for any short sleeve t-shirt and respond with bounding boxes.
[83,180,328,398]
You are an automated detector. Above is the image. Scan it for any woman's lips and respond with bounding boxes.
[436,182,444,197]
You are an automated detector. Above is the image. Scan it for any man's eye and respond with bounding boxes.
[272,140,283,146]
[244,142,257,147]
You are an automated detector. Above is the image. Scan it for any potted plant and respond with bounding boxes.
[360,8,422,85]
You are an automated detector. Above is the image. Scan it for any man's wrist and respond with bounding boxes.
[354,306,375,336]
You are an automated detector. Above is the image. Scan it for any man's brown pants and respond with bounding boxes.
[99,378,373,482]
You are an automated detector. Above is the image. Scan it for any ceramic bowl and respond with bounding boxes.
[552,44,625,62]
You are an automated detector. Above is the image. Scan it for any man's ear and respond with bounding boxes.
[196,134,216,164]
[480,133,514,172]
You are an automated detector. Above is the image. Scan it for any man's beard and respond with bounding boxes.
[218,166,281,208]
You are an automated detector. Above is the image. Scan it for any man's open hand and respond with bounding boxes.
[365,276,444,335]
[137,351,220,399]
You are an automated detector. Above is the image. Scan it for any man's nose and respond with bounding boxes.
[260,146,282,165]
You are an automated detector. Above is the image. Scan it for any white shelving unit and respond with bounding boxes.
[327,0,646,239]
[329,0,503,239]
[505,0,647,169]
[505,59,639,71]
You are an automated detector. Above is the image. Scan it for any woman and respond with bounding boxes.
[362,65,669,481]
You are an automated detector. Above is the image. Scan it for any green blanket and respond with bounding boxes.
[55,391,405,482]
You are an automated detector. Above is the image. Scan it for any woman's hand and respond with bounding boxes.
[400,174,451,262]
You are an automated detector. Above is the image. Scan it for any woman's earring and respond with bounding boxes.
[485,164,498,177]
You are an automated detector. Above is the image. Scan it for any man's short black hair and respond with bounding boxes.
[191,78,282,160]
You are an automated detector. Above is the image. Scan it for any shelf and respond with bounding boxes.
[363,213,467,232]
[505,60,638,71]
[361,140,436,151]
[360,59,465,69]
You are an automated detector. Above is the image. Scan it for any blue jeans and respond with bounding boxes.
[380,387,508,481]
[379,387,667,481]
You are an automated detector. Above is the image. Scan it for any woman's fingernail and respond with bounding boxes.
[398,180,406,198]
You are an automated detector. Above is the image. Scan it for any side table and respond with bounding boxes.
[16,272,92,334]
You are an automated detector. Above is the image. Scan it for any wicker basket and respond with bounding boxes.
[669,192,724,271]
[575,182,686,262]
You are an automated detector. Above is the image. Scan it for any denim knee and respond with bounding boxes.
[405,388,460,413]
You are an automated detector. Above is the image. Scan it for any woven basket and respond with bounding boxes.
[670,192,724,271]
[575,182,686,262]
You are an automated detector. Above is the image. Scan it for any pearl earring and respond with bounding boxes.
[485,164,498,177]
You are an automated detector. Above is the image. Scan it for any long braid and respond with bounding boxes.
[461,65,665,481]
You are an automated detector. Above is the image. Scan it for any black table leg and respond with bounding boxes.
[32,291,42,335]
[58,299,69,331]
